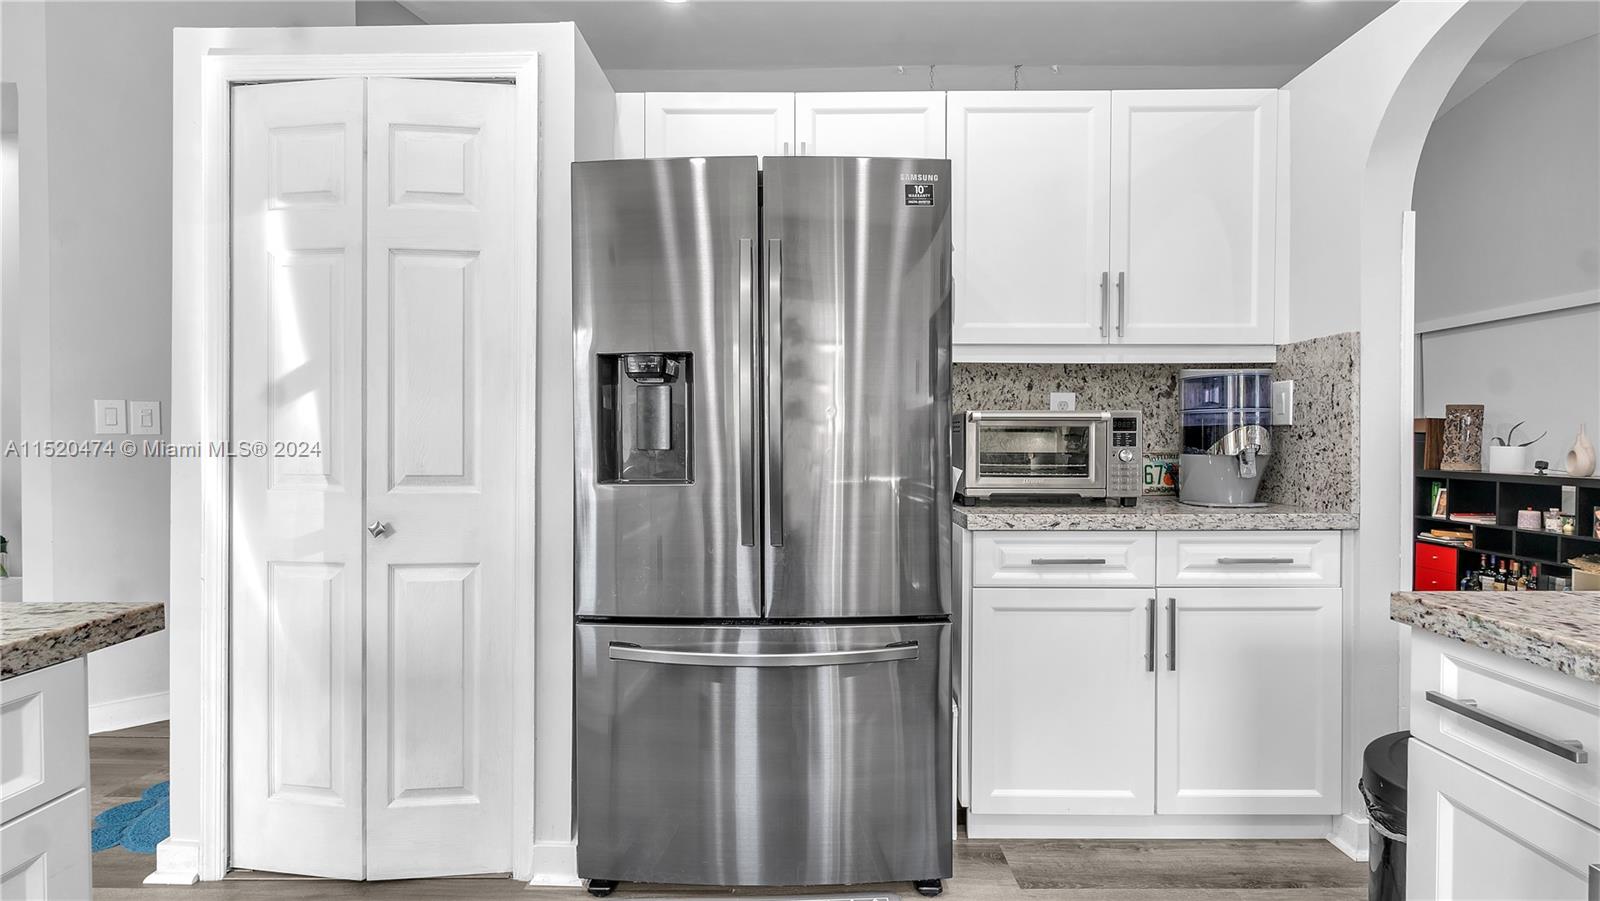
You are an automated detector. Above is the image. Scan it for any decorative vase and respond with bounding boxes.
[1568,425,1596,477]
[1441,404,1485,471]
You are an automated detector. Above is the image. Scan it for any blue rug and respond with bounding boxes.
[92,781,169,854]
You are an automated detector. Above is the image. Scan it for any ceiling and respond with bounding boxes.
[1439,1,1600,116]
[402,0,1396,81]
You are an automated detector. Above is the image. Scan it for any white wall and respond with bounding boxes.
[0,2,358,727]
[1415,37,1600,462]
[1282,0,1517,857]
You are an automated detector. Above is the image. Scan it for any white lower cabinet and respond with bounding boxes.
[1409,740,1600,901]
[965,530,1343,832]
[0,788,91,901]
[971,587,1156,815]
[1156,588,1342,815]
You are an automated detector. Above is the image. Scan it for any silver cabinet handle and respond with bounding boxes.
[764,237,784,547]
[800,140,808,155]
[1145,598,1156,672]
[1588,863,1598,901]
[1099,272,1110,339]
[736,237,756,547]
[1216,557,1296,565]
[1116,271,1126,337]
[367,520,392,538]
[1030,557,1107,565]
[782,141,790,155]
[1425,690,1589,763]
[610,641,917,668]
[1166,597,1177,671]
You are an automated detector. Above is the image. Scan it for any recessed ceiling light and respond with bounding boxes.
[663,0,688,4]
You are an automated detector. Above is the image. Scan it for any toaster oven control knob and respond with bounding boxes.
[1118,449,1136,463]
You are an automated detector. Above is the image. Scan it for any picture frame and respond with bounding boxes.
[1431,486,1449,518]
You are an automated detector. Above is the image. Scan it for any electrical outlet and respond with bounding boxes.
[1271,380,1294,426]
[129,401,162,436]
[1049,392,1078,412]
[93,399,127,435]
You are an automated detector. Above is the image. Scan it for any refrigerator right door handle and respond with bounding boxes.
[609,641,918,668]
[765,237,785,547]
[737,237,757,547]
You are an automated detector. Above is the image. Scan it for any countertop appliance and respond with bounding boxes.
[953,410,1142,505]
[573,156,952,897]
[1178,368,1274,507]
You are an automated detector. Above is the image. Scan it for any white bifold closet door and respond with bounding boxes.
[230,76,516,881]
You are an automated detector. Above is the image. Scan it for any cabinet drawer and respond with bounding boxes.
[971,532,1155,587]
[1415,542,1459,575]
[1411,631,1600,827]
[1414,569,1457,591]
[1156,531,1340,588]
[0,788,91,900]
[0,658,88,822]
[1408,740,1600,901]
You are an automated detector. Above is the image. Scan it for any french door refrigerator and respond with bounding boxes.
[573,155,953,894]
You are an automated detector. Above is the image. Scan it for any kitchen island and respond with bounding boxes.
[2,601,166,897]
[1391,590,1600,899]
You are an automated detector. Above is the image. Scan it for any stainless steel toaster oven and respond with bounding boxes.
[953,410,1143,505]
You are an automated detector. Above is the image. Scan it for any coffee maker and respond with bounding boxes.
[1178,369,1273,507]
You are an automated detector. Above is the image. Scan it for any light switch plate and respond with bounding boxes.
[1271,380,1294,426]
[1049,392,1078,412]
[93,399,127,435]
[129,401,162,436]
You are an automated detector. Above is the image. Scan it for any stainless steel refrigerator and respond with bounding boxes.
[572,155,953,895]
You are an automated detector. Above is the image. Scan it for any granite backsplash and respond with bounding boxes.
[951,331,1359,513]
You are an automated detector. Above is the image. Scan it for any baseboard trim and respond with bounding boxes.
[528,839,581,887]
[1327,812,1370,862]
[966,812,1337,840]
[90,690,170,734]
[145,838,201,885]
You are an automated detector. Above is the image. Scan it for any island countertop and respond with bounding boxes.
[1390,590,1600,683]
[1,601,166,679]
[953,497,1359,532]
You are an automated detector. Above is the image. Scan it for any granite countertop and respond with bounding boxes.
[1391,591,1600,683]
[953,497,1360,531]
[1,602,166,679]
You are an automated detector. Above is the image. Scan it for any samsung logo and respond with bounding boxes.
[900,173,940,183]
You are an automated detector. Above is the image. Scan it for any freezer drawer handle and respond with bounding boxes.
[1030,557,1106,565]
[1215,556,1296,565]
[1424,690,1589,763]
[609,641,918,668]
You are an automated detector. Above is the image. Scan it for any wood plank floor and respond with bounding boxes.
[91,723,1365,900]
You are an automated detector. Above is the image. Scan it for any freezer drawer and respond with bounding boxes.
[576,622,952,887]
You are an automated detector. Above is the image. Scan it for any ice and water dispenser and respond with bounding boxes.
[1179,368,1274,507]
[596,352,693,484]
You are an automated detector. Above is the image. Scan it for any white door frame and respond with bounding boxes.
[169,46,539,884]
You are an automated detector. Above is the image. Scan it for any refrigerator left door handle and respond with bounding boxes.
[764,237,785,547]
[738,237,757,547]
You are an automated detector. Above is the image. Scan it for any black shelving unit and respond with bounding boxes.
[1414,468,1600,585]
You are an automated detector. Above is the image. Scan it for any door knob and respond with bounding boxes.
[367,520,392,538]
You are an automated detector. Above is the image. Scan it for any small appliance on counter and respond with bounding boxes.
[953,410,1142,506]
[1178,369,1274,507]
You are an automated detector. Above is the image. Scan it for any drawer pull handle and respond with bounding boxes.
[1216,556,1295,565]
[1030,557,1107,566]
[1424,690,1589,763]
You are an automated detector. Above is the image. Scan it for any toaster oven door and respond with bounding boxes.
[967,416,1106,491]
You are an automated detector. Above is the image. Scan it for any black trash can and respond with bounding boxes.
[1360,731,1409,901]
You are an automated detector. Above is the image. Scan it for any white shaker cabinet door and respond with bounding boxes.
[0,789,90,901]
[1109,90,1277,344]
[971,587,1156,816]
[948,92,1111,345]
[795,92,945,158]
[1409,740,1600,901]
[1155,587,1341,815]
[644,92,795,159]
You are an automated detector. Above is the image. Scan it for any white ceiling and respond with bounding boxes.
[1439,1,1600,117]
[402,0,1395,81]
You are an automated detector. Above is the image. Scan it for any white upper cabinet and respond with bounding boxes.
[795,92,946,158]
[643,92,796,159]
[1110,90,1278,345]
[948,92,1111,345]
